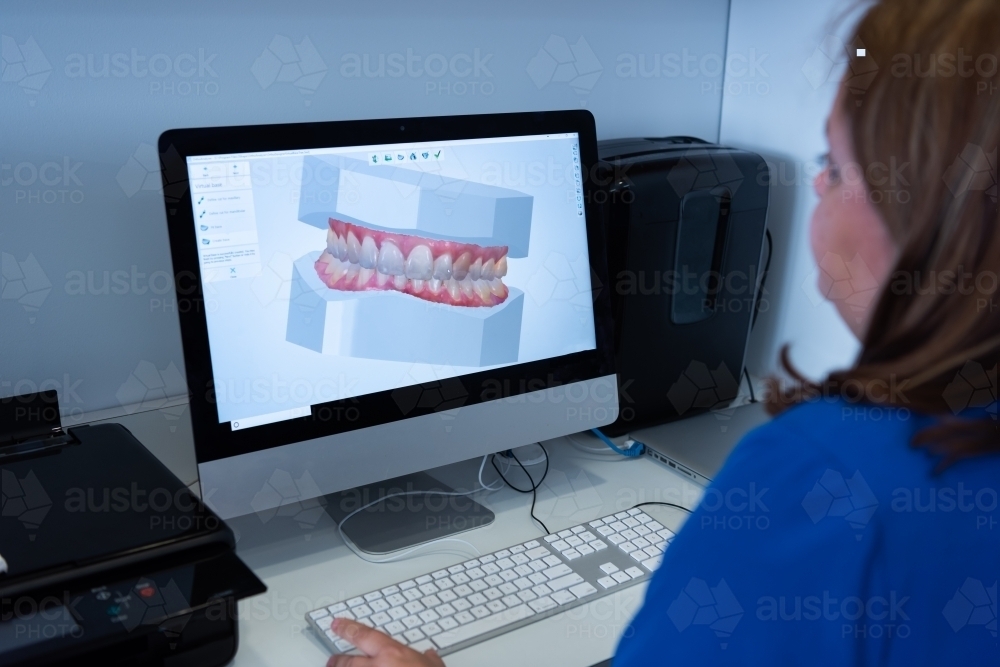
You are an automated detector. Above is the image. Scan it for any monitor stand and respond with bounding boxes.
[323,471,495,554]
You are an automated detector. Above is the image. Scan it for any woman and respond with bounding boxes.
[328,0,999,663]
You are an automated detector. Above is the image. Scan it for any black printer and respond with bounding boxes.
[596,137,770,435]
[0,391,265,666]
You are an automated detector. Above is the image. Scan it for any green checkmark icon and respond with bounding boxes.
[434,150,441,158]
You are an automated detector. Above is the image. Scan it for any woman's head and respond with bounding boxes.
[777,0,1000,464]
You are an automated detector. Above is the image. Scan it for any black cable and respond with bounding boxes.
[744,367,757,403]
[491,443,551,534]
[630,500,693,514]
[752,229,773,329]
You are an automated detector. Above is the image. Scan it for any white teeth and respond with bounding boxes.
[346,231,361,264]
[326,229,338,256]
[481,258,495,281]
[344,262,359,285]
[474,279,492,303]
[323,254,348,284]
[489,278,506,298]
[459,277,475,299]
[337,234,348,261]
[377,241,405,276]
[393,274,407,291]
[410,279,425,294]
[359,236,378,269]
[495,255,508,278]
[446,278,461,301]
[376,270,390,287]
[405,245,434,280]
[357,266,374,287]
[433,253,453,280]
[453,252,471,280]
[469,257,482,281]
[428,278,443,295]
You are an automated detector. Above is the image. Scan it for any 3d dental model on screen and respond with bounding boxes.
[287,154,533,366]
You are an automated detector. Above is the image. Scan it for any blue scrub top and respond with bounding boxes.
[615,398,998,665]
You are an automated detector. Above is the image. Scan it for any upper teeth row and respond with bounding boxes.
[327,229,508,282]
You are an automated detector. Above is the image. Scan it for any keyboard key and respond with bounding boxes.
[370,599,390,612]
[436,603,456,617]
[529,596,557,612]
[386,594,406,606]
[577,544,594,556]
[419,583,440,595]
[530,561,547,572]
[614,511,629,520]
[431,570,448,579]
[563,549,581,560]
[454,611,475,624]
[623,517,640,528]
[647,521,664,531]
[634,525,651,536]
[499,582,518,595]
[621,529,639,540]
[619,542,637,553]
[608,534,626,545]
[591,541,608,551]
[499,570,518,582]
[544,535,559,543]
[327,602,347,614]
[448,565,465,574]
[466,567,485,580]
[402,615,422,629]
[589,519,605,527]
[385,620,406,635]
[438,616,458,631]
[571,525,586,534]
[404,601,425,614]
[532,584,553,596]
[597,576,617,589]
[399,580,416,591]
[371,611,391,626]
[438,590,457,603]
[479,555,496,564]
[630,550,647,562]
[388,607,408,620]
[410,639,435,653]
[600,562,620,574]
[421,595,441,608]
[526,546,550,560]
[543,555,562,567]
[551,590,576,605]
[510,545,526,554]
[421,622,443,636]
[403,589,423,602]
[543,564,573,579]
[514,564,533,577]
[557,529,573,538]
[469,580,488,592]
[451,573,470,585]
[354,604,373,618]
[627,508,642,516]
[431,604,535,649]
[470,605,491,619]
[565,536,584,547]
[365,591,383,601]
[483,588,503,601]
[404,629,425,642]
[511,554,530,566]
[332,609,355,621]
[552,540,570,551]
[416,575,433,585]
[548,573,585,592]
[570,582,598,599]
[468,593,488,606]
[625,567,644,578]
[486,600,506,613]
[524,540,540,549]
[484,574,503,587]
[579,531,597,541]
[597,525,615,536]
[482,563,501,575]
[514,577,533,590]
[436,577,455,589]
[453,584,472,597]
[452,599,471,612]
[418,609,440,623]
[642,557,662,572]
[632,537,650,549]
[517,590,538,602]
[347,597,365,607]
[496,558,515,570]
[609,521,627,532]
[611,572,632,584]
[495,549,511,558]
[529,572,548,585]
[636,513,652,523]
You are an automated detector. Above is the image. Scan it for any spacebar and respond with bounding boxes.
[430,604,535,649]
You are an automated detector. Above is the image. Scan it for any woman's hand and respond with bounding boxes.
[326,618,446,667]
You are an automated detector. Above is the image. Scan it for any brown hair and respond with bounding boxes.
[767,0,1000,467]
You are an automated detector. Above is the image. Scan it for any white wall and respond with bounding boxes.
[719,0,864,380]
[1,0,732,425]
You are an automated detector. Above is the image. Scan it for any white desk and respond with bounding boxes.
[211,403,767,667]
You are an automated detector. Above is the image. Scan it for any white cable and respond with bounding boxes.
[340,454,507,564]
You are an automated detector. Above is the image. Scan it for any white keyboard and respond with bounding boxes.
[306,507,676,657]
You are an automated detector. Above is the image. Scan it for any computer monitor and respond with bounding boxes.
[159,110,617,528]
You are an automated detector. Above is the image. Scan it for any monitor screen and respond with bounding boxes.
[185,132,596,432]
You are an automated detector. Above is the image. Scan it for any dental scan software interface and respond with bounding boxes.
[186,133,596,431]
